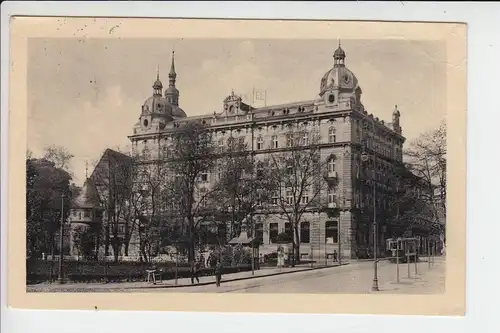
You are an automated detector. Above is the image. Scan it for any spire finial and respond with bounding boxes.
[85,160,88,179]
[157,64,160,80]
[169,50,176,76]
[338,39,341,48]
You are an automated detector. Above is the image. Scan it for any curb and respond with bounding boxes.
[128,263,349,290]
[27,263,350,292]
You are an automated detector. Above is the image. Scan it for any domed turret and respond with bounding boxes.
[153,65,163,96]
[334,43,346,66]
[318,42,363,109]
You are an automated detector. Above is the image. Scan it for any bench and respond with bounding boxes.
[146,269,163,284]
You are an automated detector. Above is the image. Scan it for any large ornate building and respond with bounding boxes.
[69,44,407,260]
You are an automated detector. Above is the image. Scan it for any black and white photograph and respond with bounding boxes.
[6,16,466,315]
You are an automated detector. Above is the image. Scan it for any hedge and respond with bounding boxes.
[26,259,254,284]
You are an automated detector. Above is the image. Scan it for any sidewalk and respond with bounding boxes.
[27,263,344,292]
[375,257,446,294]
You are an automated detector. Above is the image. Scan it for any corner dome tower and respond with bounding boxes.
[319,41,363,110]
[138,67,173,132]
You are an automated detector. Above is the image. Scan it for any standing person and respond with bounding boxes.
[214,260,223,287]
[333,250,338,263]
[190,260,200,284]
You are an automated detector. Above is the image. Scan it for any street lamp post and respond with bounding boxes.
[57,193,66,284]
[361,142,379,292]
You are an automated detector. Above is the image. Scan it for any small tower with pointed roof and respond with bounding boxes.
[153,65,163,96]
[165,51,180,106]
[334,40,346,67]
[68,166,103,259]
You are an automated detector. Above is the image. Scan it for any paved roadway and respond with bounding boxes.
[130,257,445,294]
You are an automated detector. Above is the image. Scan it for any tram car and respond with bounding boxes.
[386,237,420,263]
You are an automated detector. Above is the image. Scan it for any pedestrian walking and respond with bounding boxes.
[215,260,223,287]
[190,260,200,284]
[333,250,338,263]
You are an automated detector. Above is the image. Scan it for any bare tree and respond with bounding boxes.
[90,149,137,262]
[212,135,272,240]
[265,127,326,266]
[133,161,170,262]
[43,145,75,175]
[164,122,217,264]
[404,121,446,229]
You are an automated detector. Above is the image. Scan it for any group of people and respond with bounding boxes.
[190,256,223,287]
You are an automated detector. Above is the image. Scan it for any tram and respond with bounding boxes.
[386,237,420,263]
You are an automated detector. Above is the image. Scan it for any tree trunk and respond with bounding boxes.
[294,225,300,265]
[112,236,120,263]
[140,241,148,263]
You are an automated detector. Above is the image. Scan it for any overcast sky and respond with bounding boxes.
[27,38,446,185]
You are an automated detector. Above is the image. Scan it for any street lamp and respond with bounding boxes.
[361,141,379,292]
[57,193,66,284]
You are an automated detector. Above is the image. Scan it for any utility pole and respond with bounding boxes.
[361,137,379,292]
[57,194,65,284]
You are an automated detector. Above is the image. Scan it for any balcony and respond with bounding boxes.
[327,202,337,209]
[323,170,338,182]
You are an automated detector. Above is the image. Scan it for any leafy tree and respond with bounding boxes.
[43,145,74,175]
[72,225,96,260]
[26,158,72,258]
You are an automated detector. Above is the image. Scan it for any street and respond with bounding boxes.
[129,257,445,294]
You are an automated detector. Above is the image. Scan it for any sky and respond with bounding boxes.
[27,38,446,185]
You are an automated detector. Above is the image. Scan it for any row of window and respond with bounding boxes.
[262,221,339,244]
[71,209,91,219]
[197,157,338,184]
[196,221,339,245]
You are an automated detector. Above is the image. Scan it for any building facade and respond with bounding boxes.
[122,44,407,260]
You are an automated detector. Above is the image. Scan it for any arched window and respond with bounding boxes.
[328,127,337,143]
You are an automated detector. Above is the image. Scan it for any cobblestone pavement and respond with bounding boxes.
[129,257,445,294]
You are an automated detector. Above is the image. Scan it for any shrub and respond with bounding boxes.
[26,259,256,284]
[276,232,291,243]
